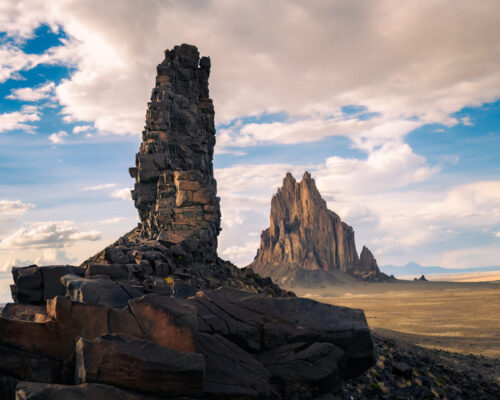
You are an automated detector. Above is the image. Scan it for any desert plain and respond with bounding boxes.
[294,279,500,362]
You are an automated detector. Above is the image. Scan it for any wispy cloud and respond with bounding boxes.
[72,125,93,134]
[100,217,125,224]
[110,187,132,200]
[80,183,117,192]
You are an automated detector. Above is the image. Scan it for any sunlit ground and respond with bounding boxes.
[295,281,500,358]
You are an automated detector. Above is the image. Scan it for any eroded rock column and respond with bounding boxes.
[130,44,221,263]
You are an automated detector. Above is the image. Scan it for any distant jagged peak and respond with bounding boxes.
[250,171,390,286]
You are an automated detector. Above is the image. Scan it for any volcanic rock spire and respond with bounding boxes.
[249,172,387,285]
[130,44,221,263]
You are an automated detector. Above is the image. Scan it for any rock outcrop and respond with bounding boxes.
[81,44,289,298]
[249,172,390,286]
[130,44,220,263]
[0,45,376,400]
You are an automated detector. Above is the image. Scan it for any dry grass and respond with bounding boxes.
[294,281,500,358]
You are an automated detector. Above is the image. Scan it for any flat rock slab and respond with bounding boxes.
[0,342,63,383]
[196,332,270,398]
[76,334,204,397]
[259,342,345,395]
[129,294,197,353]
[84,264,128,281]
[61,275,142,309]
[47,296,144,341]
[0,297,144,361]
[0,317,73,360]
[2,304,48,322]
[15,382,189,400]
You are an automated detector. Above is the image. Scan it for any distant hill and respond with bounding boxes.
[380,262,500,278]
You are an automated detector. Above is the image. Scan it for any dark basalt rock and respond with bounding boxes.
[75,334,204,397]
[61,274,142,309]
[191,287,375,378]
[11,265,84,305]
[0,375,17,400]
[128,294,198,353]
[195,332,271,398]
[341,333,500,399]
[249,172,392,286]
[15,381,175,400]
[3,45,376,400]
[0,342,63,384]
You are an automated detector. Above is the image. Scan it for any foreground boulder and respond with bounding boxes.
[0,286,374,399]
[195,332,271,398]
[15,382,172,400]
[11,265,84,304]
[76,335,204,397]
[192,287,374,378]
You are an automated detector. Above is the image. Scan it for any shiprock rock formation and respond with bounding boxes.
[0,45,376,400]
[249,172,390,286]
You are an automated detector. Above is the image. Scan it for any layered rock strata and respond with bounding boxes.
[249,172,389,286]
[0,45,376,400]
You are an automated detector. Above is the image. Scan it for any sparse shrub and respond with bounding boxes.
[164,276,175,296]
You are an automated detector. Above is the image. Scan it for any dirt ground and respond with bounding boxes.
[293,281,500,359]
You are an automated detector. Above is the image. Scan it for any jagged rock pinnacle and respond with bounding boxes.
[129,44,221,263]
[249,171,387,285]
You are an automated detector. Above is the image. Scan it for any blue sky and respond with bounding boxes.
[1,1,500,301]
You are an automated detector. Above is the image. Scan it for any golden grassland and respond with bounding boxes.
[294,281,500,358]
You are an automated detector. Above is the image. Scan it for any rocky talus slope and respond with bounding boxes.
[249,172,391,286]
[0,44,375,400]
[338,333,500,400]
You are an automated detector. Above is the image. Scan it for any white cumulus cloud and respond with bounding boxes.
[0,105,40,134]
[6,81,55,101]
[49,130,68,144]
[0,221,101,249]
[0,200,34,220]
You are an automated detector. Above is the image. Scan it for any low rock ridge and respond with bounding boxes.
[249,172,392,286]
[2,267,375,399]
[0,45,376,400]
